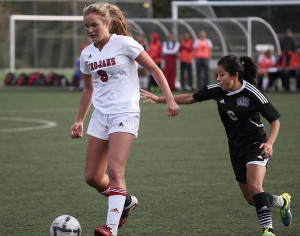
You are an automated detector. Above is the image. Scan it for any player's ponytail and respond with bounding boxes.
[239,56,258,85]
[218,55,257,85]
[107,4,132,37]
[83,2,132,37]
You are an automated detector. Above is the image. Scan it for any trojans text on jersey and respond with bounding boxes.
[89,58,116,71]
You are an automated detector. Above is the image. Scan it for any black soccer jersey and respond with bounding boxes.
[193,80,281,156]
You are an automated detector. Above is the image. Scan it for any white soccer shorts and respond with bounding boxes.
[87,109,140,140]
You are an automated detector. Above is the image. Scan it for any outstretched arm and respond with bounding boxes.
[140,89,197,105]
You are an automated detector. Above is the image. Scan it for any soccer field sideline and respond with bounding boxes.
[0,90,299,235]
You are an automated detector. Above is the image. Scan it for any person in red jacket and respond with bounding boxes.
[148,32,162,91]
[289,45,300,91]
[179,32,194,91]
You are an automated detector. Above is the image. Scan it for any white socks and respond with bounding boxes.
[106,188,127,235]
[262,77,269,91]
[271,194,285,208]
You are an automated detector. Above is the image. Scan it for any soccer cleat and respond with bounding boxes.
[279,193,292,226]
[118,195,138,228]
[262,227,275,236]
[94,225,113,236]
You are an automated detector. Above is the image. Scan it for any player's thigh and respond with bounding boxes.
[107,132,135,175]
[85,135,109,178]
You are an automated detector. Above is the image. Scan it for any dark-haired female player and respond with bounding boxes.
[141,55,292,236]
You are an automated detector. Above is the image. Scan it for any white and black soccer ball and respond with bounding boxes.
[50,215,81,236]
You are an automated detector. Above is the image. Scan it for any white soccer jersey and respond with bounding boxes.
[80,34,144,114]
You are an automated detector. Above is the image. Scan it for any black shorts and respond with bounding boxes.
[230,141,269,184]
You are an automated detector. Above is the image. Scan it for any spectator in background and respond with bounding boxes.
[288,45,300,92]
[162,33,180,91]
[179,32,194,91]
[136,34,148,89]
[257,49,277,92]
[148,32,162,91]
[194,30,213,90]
[276,49,291,91]
[280,29,296,57]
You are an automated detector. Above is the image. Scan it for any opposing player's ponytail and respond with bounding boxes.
[217,55,257,85]
[239,56,258,85]
[83,2,132,37]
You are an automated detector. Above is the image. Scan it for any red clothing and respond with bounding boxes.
[180,39,194,63]
[195,39,211,59]
[164,54,177,91]
[290,53,300,69]
[260,54,274,70]
[148,33,162,64]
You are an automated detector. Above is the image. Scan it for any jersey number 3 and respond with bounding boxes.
[97,70,108,82]
[227,110,238,121]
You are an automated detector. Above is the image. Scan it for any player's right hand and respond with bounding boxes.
[71,122,83,138]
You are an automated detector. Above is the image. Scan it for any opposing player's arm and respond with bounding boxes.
[140,89,197,105]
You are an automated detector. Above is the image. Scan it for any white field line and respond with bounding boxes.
[0,117,57,132]
[0,108,78,114]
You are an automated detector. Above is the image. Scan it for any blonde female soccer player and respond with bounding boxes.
[70,3,179,236]
[141,55,292,236]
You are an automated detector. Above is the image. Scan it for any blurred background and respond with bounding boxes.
[0,0,300,81]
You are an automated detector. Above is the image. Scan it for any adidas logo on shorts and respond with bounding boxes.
[118,122,124,126]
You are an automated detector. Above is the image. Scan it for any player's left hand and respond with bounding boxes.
[259,142,273,158]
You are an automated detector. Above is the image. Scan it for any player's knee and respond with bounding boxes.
[85,172,104,188]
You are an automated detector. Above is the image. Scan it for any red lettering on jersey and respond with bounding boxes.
[89,58,115,71]
[89,63,94,70]
[106,59,111,66]
[111,57,116,65]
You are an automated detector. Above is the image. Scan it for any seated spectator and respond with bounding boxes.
[288,45,300,92]
[257,49,277,92]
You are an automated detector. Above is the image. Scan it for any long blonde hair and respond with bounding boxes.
[83,2,132,37]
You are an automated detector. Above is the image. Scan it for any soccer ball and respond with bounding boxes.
[50,215,81,236]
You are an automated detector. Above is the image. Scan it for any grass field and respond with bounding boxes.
[0,87,299,236]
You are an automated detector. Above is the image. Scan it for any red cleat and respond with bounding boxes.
[94,225,113,236]
[118,195,138,228]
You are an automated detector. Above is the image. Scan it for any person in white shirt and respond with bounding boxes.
[70,3,180,236]
[162,33,180,91]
